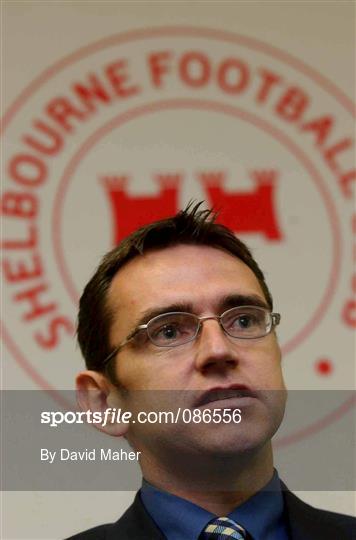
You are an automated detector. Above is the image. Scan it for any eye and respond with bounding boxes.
[223,307,265,334]
[148,313,196,346]
[233,314,256,328]
[155,324,181,341]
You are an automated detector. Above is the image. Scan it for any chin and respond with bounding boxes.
[197,427,273,458]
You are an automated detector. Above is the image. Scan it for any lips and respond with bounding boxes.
[194,385,257,408]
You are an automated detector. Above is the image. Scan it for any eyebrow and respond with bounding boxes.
[131,294,269,331]
[218,294,269,312]
[131,302,194,331]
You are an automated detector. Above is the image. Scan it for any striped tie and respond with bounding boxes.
[199,516,247,539]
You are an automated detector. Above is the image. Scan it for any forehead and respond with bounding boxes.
[108,245,266,336]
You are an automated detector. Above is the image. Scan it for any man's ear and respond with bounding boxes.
[76,370,129,437]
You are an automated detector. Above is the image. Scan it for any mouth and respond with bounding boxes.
[194,385,258,408]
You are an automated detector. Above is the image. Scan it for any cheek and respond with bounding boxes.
[114,350,178,390]
[248,338,285,389]
[113,353,146,389]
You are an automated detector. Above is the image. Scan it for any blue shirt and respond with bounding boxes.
[140,470,289,540]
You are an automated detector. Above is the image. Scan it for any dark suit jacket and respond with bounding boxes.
[66,488,355,540]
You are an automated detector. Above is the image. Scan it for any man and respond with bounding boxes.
[69,203,354,539]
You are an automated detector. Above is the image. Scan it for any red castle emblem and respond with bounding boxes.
[101,169,282,244]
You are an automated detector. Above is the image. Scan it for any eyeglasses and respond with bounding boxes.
[103,306,281,364]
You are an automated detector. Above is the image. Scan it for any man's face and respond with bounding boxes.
[107,244,286,459]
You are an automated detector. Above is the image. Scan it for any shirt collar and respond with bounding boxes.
[140,470,285,540]
[229,470,285,538]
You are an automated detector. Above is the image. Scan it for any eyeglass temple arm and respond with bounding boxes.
[102,324,149,365]
[102,346,120,365]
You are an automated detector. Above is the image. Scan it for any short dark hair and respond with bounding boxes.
[77,202,273,374]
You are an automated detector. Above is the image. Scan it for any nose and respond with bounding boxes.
[194,318,238,373]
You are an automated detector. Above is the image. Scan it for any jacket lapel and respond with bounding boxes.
[283,487,351,540]
[108,493,166,540]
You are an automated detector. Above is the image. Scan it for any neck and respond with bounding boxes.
[141,443,274,515]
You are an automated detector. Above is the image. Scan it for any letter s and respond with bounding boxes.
[41,411,51,424]
[35,316,75,349]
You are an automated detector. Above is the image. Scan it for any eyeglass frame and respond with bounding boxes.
[102,305,281,365]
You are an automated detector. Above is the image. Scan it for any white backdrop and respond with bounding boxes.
[2,1,355,538]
